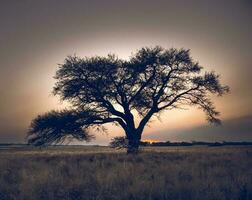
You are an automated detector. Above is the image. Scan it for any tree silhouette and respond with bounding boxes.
[27,46,229,153]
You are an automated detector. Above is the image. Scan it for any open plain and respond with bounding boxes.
[0,146,251,200]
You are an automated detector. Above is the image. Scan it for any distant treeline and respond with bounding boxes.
[0,141,252,148]
[140,141,252,147]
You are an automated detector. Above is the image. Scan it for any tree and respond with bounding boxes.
[27,46,229,153]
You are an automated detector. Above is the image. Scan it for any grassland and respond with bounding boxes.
[0,146,252,200]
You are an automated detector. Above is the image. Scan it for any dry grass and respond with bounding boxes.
[0,146,252,200]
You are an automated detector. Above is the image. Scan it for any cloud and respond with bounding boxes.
[156,115,252,142]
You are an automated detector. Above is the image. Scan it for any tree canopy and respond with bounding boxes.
[27,46,229,153]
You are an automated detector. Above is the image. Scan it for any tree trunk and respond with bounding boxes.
[127,138,140,154]
[126,129,142,154]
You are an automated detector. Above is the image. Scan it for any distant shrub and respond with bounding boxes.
[109,136,128,149]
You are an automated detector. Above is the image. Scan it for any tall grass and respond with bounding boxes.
[0,146,251,200]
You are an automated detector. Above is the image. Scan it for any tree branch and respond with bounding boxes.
[157,86,200,111]
[128,65,157,104]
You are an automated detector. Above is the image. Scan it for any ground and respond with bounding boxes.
[0,146,252,200]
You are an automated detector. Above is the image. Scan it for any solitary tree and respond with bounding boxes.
[27,46,229,153]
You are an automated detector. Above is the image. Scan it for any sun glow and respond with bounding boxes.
[142,139,160,144]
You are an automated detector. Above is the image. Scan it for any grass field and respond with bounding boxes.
[0,146,252,200]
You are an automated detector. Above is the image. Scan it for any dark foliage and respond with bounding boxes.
[27,110,95,146]
[109,136,129,149]
[28,46,229,152]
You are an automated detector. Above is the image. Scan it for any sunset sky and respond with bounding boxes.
[0,0,251,145]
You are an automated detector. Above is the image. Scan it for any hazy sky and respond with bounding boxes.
[0,0,251,144]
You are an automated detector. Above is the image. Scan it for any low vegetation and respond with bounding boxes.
[109,136,252,148]
[0,146,252,200]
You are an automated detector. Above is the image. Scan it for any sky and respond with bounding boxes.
[0,0,251,144]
